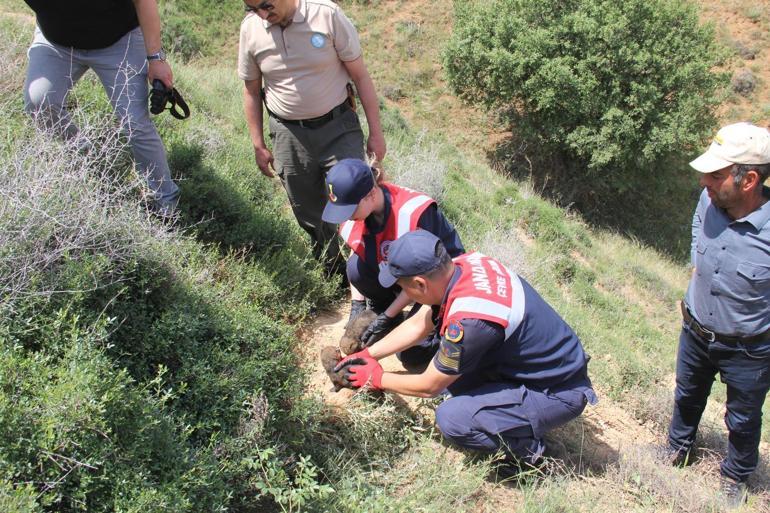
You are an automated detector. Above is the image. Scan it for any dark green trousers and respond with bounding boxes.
[268,108,365,271]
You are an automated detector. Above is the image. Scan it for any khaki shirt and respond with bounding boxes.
[238,0,362,120]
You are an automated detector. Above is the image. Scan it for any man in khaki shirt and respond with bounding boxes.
[238,0,385,278]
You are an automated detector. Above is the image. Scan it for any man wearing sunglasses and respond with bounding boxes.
[238,0,386,280]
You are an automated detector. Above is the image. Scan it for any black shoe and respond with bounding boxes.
[493,458,545,481]
[659,445,693,467]
[720,475,748,509]
[492,449,546,481]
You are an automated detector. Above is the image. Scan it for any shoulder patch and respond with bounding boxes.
[445,320,464,343]
[437,343,461,372]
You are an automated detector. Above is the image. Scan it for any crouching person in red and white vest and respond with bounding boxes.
[335,230,597,469]
[322,159,464,366]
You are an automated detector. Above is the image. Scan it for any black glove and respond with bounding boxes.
[347,299,367,327]
[360,312,400,347]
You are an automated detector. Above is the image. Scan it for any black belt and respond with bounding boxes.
[269,101,350,129]
[680,302,770,344]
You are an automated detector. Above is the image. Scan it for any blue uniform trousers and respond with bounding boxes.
[668,326,770,482]
[347,252,398,310]
[435,373,594,463]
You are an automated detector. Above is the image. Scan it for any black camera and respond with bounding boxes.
[149,79,171,115]
[148,79,190,119]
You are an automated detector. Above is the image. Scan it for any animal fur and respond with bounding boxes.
[320,345,348,392]
[339,309,377,355]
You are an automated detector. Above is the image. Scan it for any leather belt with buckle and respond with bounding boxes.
[269,101,350,129]
[680,301,770,344]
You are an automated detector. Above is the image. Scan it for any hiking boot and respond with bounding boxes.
[659,445,693,467]
[492,453,546,481]
[719,475,748,509]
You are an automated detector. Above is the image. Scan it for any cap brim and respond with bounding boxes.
[378,265,398,288]
[322,202,358,224]
[689,151,733,173]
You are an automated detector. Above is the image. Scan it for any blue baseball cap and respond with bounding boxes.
[322,159,376,224]
[379,230,447,288]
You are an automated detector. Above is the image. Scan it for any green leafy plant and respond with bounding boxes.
[245,448,334,513]
[444,0,726,196]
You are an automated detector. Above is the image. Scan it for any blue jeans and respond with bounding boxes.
[24,26,179,212]
[669,326,770,482]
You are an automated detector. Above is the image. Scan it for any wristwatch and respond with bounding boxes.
[146,49,166,62]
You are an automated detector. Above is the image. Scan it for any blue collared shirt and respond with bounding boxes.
[685,187,770,336]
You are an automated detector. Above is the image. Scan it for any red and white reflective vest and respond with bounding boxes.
[339,183,435,264]
[440,252,526,340]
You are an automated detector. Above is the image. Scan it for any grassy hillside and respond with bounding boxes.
[1,0,769,511]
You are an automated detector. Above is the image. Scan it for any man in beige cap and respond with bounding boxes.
[238,0,385,278]
[667,122,770,507]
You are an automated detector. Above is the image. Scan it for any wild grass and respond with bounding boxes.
[2,1,770,511]
[386,132,448,201]
[0,9,340,511]
[0,16,28,96]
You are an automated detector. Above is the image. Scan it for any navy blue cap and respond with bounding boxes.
[322,159,376,224]
[379,230,447,288]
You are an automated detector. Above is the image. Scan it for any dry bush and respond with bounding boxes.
[605,444,770,512]
[183,115,226,155]
[610,445,723,512]
[0,106,173,304]
[477,224,533,280]
[631,384,675,431]
[386,132,447,202]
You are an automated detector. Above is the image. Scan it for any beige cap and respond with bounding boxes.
[689,122,770,173]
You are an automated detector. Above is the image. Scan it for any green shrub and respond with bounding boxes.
[0,315,224,512]
[0,68,336,511]
[444,0,725,195]
[158,0,245,60]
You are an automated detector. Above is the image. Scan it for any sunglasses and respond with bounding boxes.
[245,1,274,12]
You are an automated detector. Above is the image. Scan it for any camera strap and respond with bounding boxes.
[167,88,190,120]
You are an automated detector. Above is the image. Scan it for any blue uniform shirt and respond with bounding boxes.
[685,187,770,336]
[362,187,465,265]
[433,269,589,390]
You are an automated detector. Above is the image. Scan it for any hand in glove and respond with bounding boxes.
[333,348,371,373]
[347,299,367,327]
[360,312,399,347]
[343,356,384,390]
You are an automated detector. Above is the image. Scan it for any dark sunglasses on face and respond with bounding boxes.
[245,1,274,12]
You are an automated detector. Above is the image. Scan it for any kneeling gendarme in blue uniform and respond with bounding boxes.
[336,230,597,465]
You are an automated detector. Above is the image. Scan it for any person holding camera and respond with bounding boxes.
[22,0,180,217]
[238,0,386,278]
